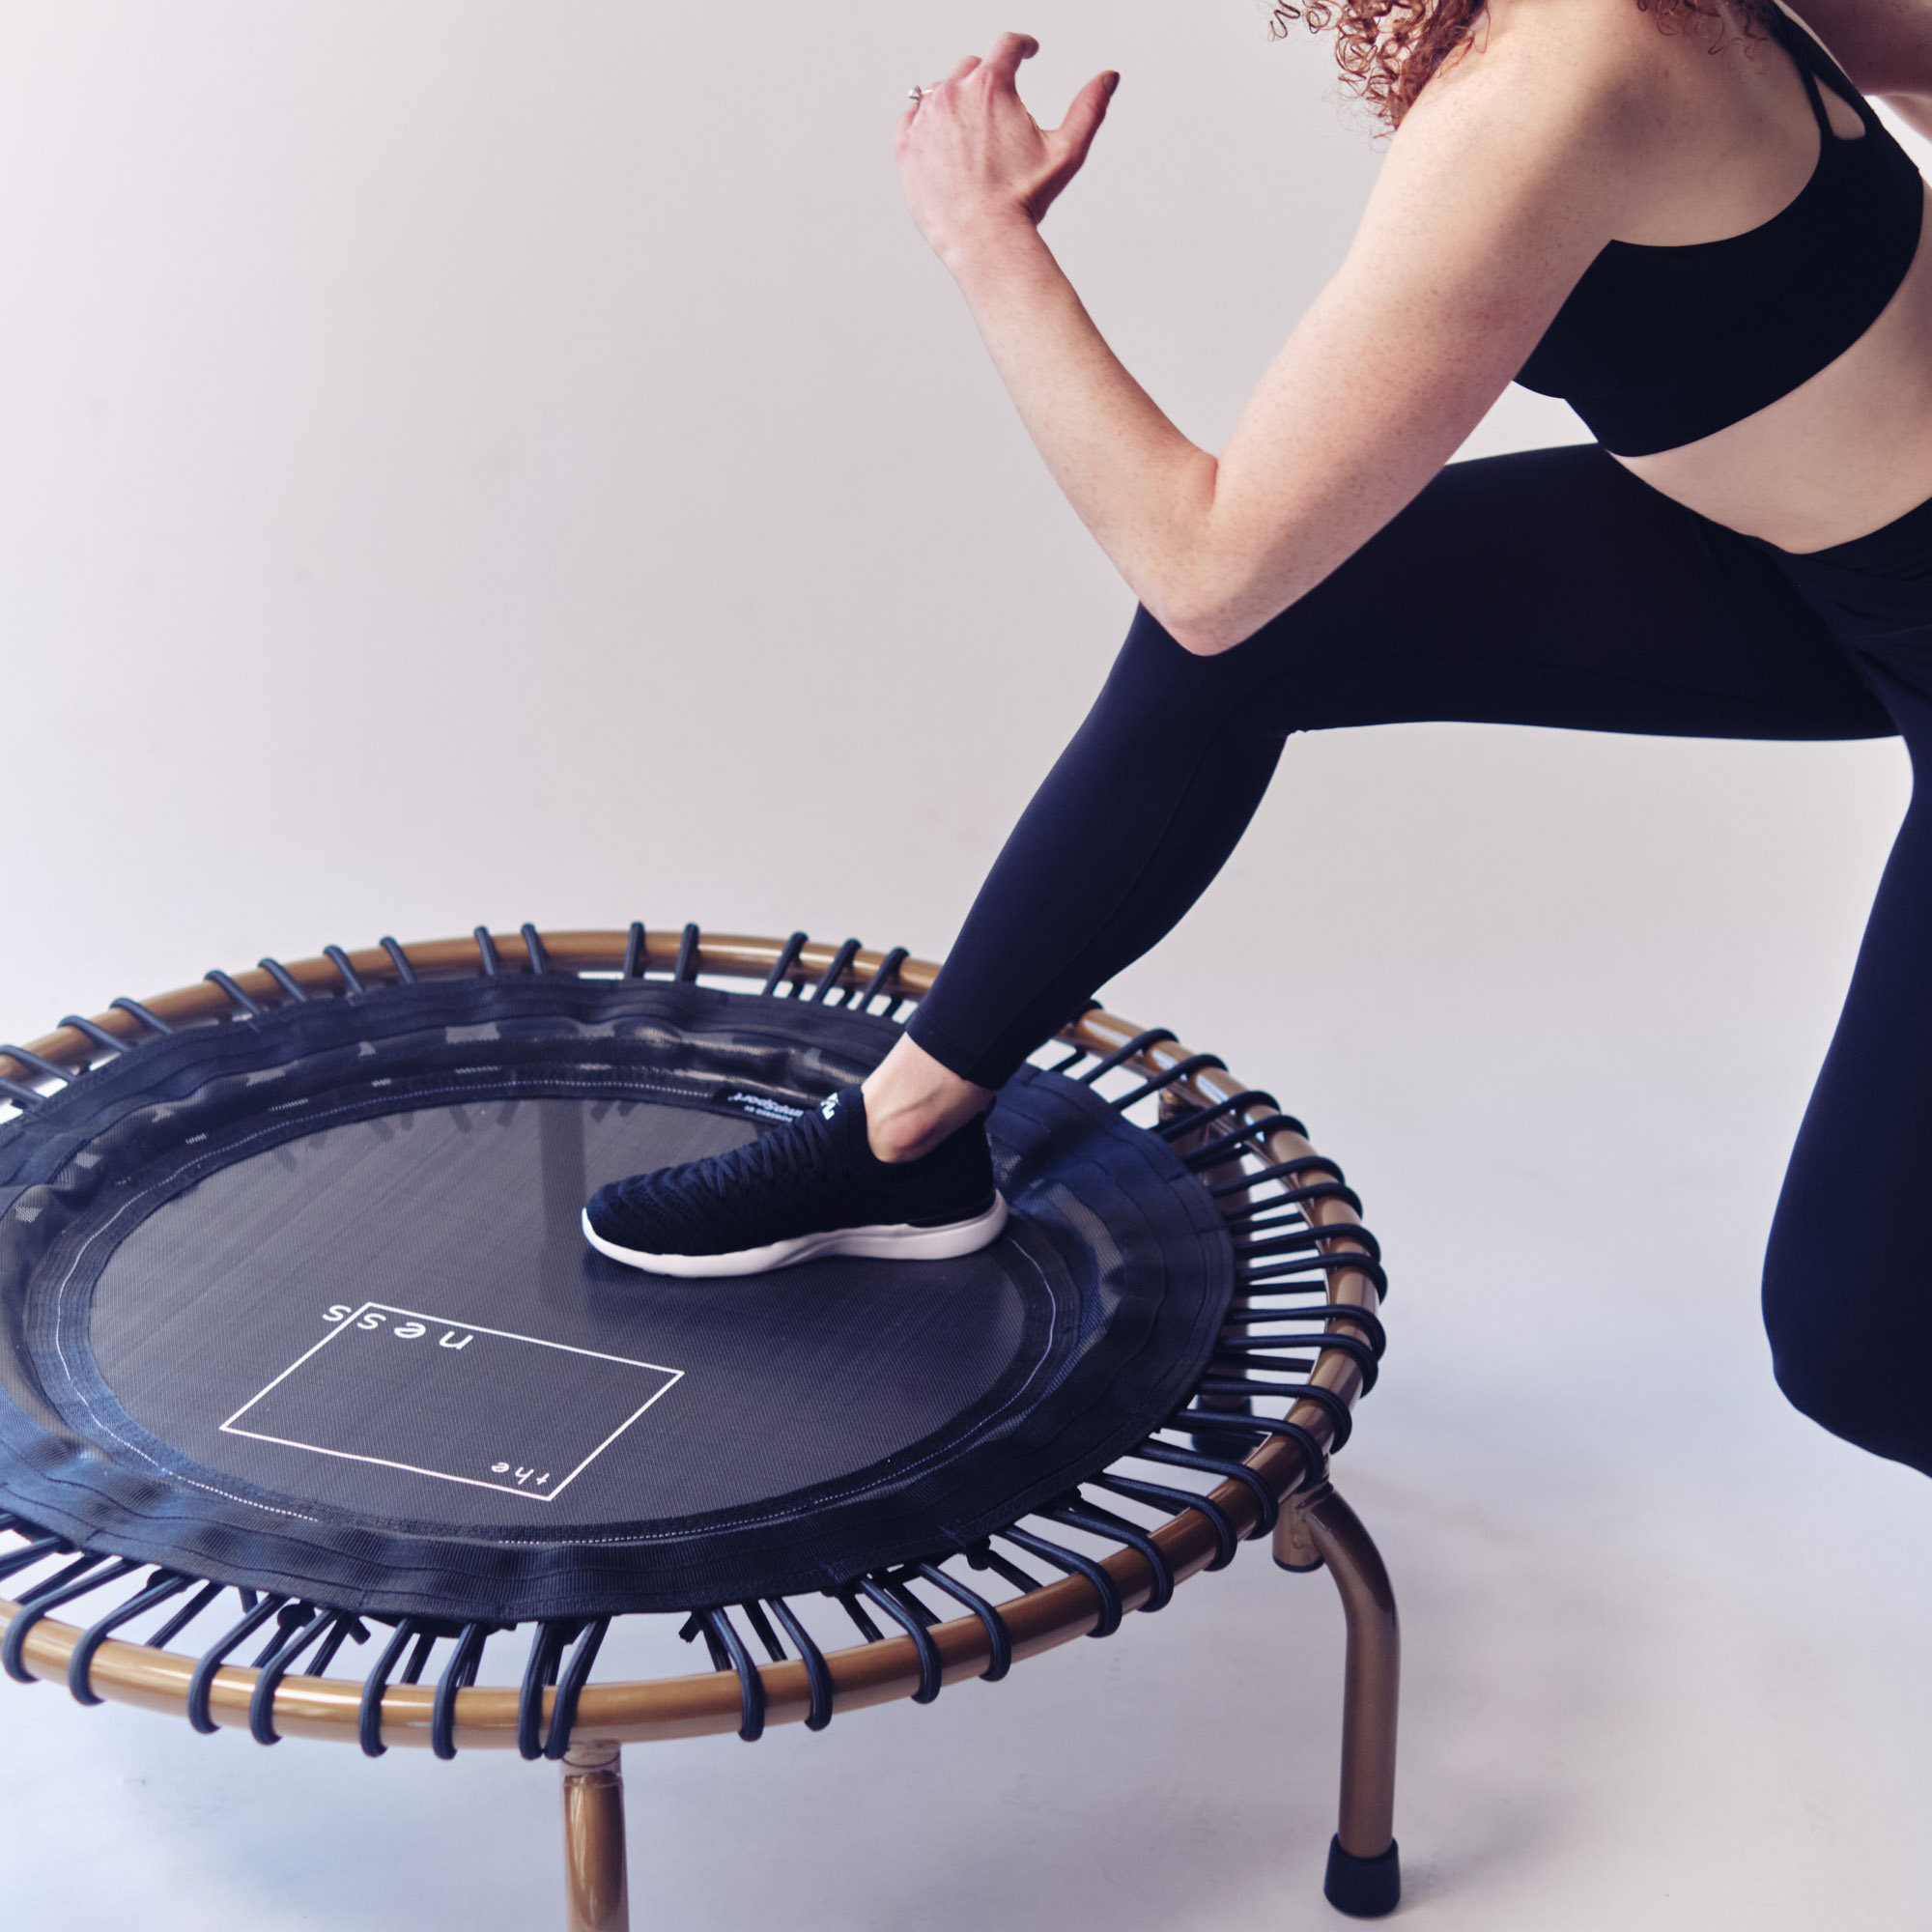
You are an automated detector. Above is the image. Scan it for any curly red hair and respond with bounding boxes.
[1271,0,1773,127]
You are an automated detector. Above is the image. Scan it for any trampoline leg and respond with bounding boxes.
[560,1740,630,1932]
[1288,1483,1402,1918]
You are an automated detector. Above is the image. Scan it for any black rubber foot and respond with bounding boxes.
[1323,1834,1401,1918]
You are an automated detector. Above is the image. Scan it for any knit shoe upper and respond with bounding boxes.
[581,1087,1007,1277]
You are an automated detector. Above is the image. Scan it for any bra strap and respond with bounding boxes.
[1768,3,1872,137]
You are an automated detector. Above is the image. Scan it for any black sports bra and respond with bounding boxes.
[1514,4,1925,457]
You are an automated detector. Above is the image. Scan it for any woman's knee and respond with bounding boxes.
[1762,1243,1932,1477]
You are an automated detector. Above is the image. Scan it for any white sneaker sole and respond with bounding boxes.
[580,1193,1009,1278]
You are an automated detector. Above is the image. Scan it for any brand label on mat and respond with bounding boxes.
[220,1303,683,1502]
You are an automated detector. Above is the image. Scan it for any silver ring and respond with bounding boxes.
[908,84,923,104]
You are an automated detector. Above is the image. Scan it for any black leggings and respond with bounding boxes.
[907,443,1932,1478]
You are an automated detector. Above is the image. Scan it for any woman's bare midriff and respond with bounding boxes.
[1617,185,1932,553]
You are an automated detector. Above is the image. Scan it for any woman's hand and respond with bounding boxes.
[895,33,1119,270]
[883,8,1632,656]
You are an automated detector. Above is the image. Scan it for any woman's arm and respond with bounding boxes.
[898,26,1642,654]
[1876,92,1932,142]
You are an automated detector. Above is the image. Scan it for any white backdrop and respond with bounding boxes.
[3,6,1930,1928]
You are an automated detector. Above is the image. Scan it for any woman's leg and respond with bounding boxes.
[895,444,1891,1102]
[1757,628,1932,1474]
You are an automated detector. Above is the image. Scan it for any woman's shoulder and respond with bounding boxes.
[1433,0,1932,109]
[1394,0,1665,171]
[1397,0,1763,193]
[1408,0,1668,128]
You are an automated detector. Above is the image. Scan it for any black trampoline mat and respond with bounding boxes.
[88,1097,1032,1527]
[0,978,1232,1616]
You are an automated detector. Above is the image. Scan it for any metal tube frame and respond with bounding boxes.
[561,1741,630,1932]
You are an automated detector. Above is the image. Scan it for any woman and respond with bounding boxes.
[584,0,1932,1480]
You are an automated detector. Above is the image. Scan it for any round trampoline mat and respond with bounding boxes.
[0,977,1233,1620]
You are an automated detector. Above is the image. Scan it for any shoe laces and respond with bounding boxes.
[677,1113,836,1214]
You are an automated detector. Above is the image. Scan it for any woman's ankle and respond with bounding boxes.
[861,1039,992,1163]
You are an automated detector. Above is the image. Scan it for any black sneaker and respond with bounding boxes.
[581,1087,1009,1277]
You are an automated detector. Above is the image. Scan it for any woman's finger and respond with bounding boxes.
[944,53,983,84]
[982,31,1040,87]
[903,69,955,128]
[1052,70,1119,168]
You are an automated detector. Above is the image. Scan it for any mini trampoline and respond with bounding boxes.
[0,924,1397,1925]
